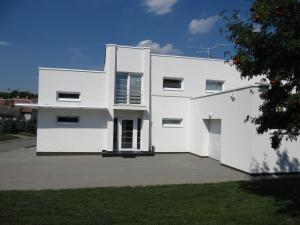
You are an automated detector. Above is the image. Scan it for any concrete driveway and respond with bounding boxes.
[0,139,249,190]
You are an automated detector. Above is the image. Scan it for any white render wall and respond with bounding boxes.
[150,54,260,153]
[38,68,107,107]
[37,108,109,152]
[151,96,190,152]
[151,55,259,97]
[190,87,300,173]
[250,92,300,173]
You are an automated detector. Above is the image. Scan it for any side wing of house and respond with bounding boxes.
[190,87,300,174]
[37,68,109,153]
[150,54,259,153]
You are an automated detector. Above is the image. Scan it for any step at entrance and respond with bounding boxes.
[102,150,155,158]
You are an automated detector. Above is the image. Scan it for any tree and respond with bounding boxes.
[221,0,300,149]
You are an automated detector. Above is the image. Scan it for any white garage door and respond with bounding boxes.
[208,119,221,161]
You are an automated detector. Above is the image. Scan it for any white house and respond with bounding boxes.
[21,44,300,174]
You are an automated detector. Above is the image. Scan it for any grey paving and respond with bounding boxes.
[0,140,250,190]
[0,138,36,153]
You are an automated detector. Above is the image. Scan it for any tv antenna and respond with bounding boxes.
[197,44,230,58]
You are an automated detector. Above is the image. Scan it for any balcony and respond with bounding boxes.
[114,90,146,111]
[115,90,143,105]
[114,72,145,110]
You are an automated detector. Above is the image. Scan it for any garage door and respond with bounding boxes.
[208,119,221,161]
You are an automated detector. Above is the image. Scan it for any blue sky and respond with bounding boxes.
[0,0,251,92]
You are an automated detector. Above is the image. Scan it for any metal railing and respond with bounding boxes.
[115,90,143,105]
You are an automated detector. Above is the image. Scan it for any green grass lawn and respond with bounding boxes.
[0,133,20,141]
[1,178,300,225]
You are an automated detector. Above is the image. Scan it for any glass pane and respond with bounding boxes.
[115,73,128,104]
[130,75,141,104]
[58,93,80,99]
[121,120,133,149]
[162,118,182,126]
[163,79,181,89]
[206,81,223,92]
[57,117,79,123]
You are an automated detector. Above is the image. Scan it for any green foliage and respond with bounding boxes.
[222,0,300,149]
[24,119,37,134]
[0,133,20,141]
[0,90,37,99]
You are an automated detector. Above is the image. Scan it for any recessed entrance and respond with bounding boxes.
[115,118,141,151]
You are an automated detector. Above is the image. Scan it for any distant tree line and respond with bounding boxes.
[0,90,38,99]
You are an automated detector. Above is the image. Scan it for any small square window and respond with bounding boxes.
[162,118,183,127]
[206,80,223,93]
[163,78,183,90]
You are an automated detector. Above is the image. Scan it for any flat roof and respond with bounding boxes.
[15,103,107,110]
[38,67,105,73]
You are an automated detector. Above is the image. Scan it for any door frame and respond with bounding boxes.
[118,118,139,151]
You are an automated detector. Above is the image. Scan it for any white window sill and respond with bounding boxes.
[57,99,81,102]
[206,90,222,94]
[56,122,80,126]
[162,124,184,128]
[163,88,184,91]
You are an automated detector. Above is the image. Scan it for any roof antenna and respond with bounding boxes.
[197,44,230,59]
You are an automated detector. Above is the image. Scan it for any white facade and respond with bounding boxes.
[30,44,300,174]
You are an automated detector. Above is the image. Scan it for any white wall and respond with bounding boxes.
[150,54,259,154]
[37,108,109,152]
[38,68,107,107]
[250,91,300,173]
[151,54,259,97]
[116,46,147,73]
[190,87,300,173]
[151,96,190,152]
[190,88,254,172]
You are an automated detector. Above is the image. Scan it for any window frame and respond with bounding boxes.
[163,77,184,91]
[57,92,81,102]
[115,72,143,104]
[162,118,184,128]
[56,116,80,126]
[205,80,224,93]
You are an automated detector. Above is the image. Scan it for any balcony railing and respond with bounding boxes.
[115,90,143,105]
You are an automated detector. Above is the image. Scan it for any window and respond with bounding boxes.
[57,92,80,101]
[206,80,223,93]
[57,116,79,124]
[163,78,183,90]
[162,118,183,127]
[115,73,142,104]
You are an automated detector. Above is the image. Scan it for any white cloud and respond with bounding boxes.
[137,40,182,55]
[144,0,178,15]
[188,15,219,34]
[0,41,9,47]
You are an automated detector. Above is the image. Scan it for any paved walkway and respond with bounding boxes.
[0,140,249,190]
[0,138,36,153]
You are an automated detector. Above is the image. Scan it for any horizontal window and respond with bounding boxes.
[206,80,223,93]
[162,118,183,127]
[57,92,80,101]
[163,78,183,90]
[57,116,79,124]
